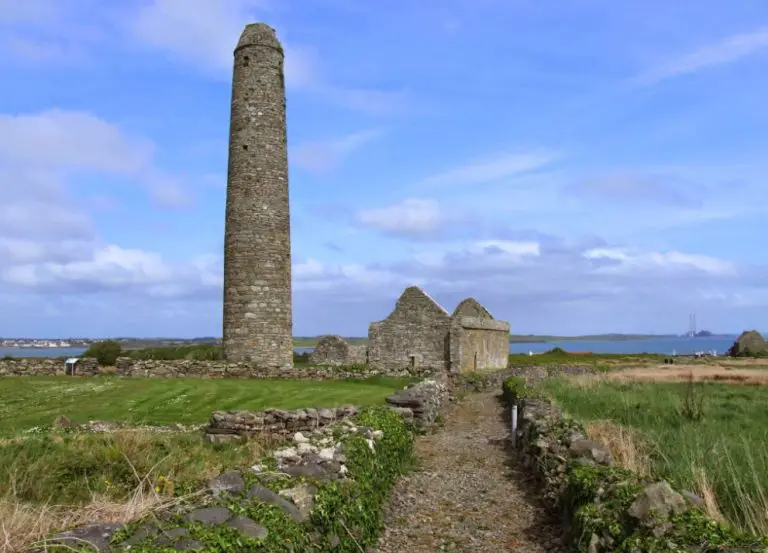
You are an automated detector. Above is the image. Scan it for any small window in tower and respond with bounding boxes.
[242,145,248,151]
[243,56,250,67]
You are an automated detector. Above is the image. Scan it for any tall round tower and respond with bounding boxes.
[222,23,293,368]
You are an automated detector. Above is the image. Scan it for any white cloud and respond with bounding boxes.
[0,108,196,208]
[418,151,558,188]
[126,0,404,114]
[1,244,222,298]
[130,0,272,75]
[0,110,153,173]
[582,248,737,276]
[355,198,447,237]
[631,27,768,86]
[292,129,382,173]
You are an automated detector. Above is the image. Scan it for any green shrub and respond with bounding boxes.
[82,340,122,366]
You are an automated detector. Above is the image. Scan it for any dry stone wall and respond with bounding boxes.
[385,376,448,427]
[0,357,100,376]
[0,357,426,379]
[204,405,359,443]
[503,369,766,552]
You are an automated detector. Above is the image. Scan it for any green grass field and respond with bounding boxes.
[541,378,768,534]
[0,375,412,436]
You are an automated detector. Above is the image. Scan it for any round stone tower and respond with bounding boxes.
[222,23,293,368]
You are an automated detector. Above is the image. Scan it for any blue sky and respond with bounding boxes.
[1,0,767,338]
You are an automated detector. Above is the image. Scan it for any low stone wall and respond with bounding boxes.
[449,364,594,395]
[204,405,359,443]
[0,357,429,379]
[204,376,448,445]
[503,376,765,552]
[385,376,448,427]
[0,357,100,376]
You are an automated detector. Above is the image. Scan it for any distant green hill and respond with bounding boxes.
[292,334,678,347]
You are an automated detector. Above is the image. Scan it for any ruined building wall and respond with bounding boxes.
[347,345,368,365]
[368,287,452,372]
[450,297,510,372]
[222,23,293,368]
[309,335,350,365]
[450,318,511,373]
[452,297,493,319]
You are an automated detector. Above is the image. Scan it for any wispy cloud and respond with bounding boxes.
[631,27,768,86]
[292,129,383,173]
[418,151,559,188]
[564,172,705,208]
[355,198,448,238]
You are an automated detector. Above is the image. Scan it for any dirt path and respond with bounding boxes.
[375,392,567,553]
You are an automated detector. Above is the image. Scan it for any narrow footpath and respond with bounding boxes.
[375,392,568,553]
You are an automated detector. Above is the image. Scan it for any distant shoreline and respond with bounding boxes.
[1,333,742,350]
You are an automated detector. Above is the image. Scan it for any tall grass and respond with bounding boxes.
[0,430,271,553]
[541,376,768,535]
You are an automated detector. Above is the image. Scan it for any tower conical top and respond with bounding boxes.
[236,23,283,52]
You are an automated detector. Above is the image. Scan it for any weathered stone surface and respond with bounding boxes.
[204,404,359,438]
[121,523,159,546]
[208,470,245,497]
[226,515,269,539]
[569,438,613,465]
[627,481,687,524]
[386,378,447,427]
[450,298,510,372]
[309,335,367,366]
[222,22,293,368]
[280,482,318,520]
[186,506,233,525]
[247,484,305,523]
[45,523,123,552]
[727,330,767,357]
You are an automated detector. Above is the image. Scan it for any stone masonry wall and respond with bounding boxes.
[368,286,452,372]
[222,23,293,369]
[449,317,510,373]
[0,357,423,379]
[309,335,357,366]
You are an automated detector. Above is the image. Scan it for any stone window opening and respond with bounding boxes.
[243,56,250,67]
[473,351,478,371]
[409,355,417,369]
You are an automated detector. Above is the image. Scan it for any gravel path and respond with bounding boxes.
[375,392,567,553]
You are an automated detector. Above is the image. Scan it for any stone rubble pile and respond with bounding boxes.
[40,417,387,552]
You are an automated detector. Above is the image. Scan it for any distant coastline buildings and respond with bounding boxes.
[0,339,79,349]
